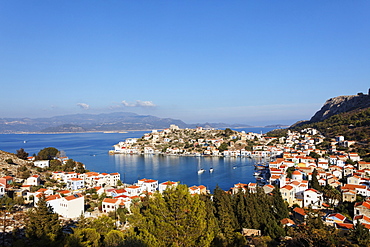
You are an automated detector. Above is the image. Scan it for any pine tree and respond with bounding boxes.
[25,195,63,246]
[271,187,289,221]
[233,189,250,229]
[103,230,125,247]
[128,184,212,247]
[351,221,370,247]
[212,186,238,246]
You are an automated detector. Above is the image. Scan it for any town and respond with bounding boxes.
[0,124,369,246]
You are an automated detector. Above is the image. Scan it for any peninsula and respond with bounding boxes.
[109,125,281,157]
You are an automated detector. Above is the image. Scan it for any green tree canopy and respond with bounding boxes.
[36,147,59,160]
[128,184,213,247]
[25,195,63,246]
[16,148,29,160]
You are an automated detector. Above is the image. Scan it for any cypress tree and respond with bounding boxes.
[310,169,321,191]
[25,195,63,246]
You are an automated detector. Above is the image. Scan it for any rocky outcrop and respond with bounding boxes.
[310,93,370,123]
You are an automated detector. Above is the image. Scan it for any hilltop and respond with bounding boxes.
[290,90,370,141]
[310,91,370,123]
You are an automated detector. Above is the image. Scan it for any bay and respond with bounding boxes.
[0,127,276,191]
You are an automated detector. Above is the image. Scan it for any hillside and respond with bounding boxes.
[294,107,370,140]
[0,151,33,177]
[267,91,370,159]
[310,92,370,123]
[290,96,370,160]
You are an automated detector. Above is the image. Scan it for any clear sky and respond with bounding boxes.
[0,1,369,126]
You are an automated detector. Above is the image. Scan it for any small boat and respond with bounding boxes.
[197,169,205,174]
[233,166,237,169]
[253,172,261,176]
[209,168,214,173]
[254,164,268,170]
[23,140,27,143]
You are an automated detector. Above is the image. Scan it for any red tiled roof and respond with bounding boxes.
[103,198,118,204]
[328,213,346,221]
[281,218,295,225]
[45,194,62,201]
[127,185,140,189]
[293,207,306,216]
[281,185,294,191]
[355,201,370,210]
[64,193,83,201]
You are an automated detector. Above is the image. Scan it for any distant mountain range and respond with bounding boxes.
[0,112,258,133]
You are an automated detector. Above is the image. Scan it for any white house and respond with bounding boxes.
[67,178,85,191]
[137,179,158,193]
[25,175,41,186]
[61,172,78,183]
[125,185,141,196]
[159,181,178,193]
[45,193,84,219]
[303,188,323,209]
[102,198,132,213]
[33,160,49,169]
[106,172,121,187]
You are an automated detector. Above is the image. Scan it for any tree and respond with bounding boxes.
[75,161,88,173]
[271,187,289,221]
[66,228,101,247]
[309,151,320,161]
[103,230,125,247]
[218,142,229,152]
[116,180,123,187]
[310,169,321,191]
[351,221,370,246]
[16,148,29,160]
[129,184,213,247]
[63,159,76,172]
[36,147,59,160]
[25,195,63,246]
[223,128,234,137]
[212,186,239,246]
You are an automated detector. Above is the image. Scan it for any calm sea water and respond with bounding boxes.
[0,127,276,191]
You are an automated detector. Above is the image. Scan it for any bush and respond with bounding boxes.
[5,159,13,164]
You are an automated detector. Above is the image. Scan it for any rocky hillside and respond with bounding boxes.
[0,151,32,178]
[310,92,370,123]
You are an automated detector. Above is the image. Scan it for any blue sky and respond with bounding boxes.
[0,1,369,126]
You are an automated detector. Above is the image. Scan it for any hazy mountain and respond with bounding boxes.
[0,112,254,133]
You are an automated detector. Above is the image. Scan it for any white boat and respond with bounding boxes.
[209,168,214,173]
[198,168,205,174]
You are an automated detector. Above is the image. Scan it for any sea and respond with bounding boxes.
[0,127,277,192]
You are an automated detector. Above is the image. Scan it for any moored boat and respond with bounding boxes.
[198,168,205,174]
